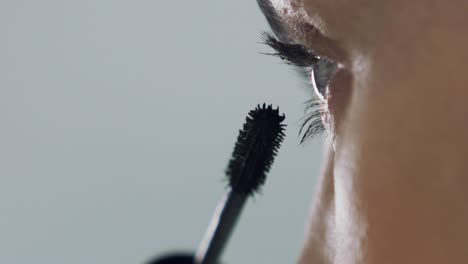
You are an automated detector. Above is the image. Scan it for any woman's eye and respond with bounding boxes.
[311,58,339,101]
[261,32,339,101]
[261,31,339,143]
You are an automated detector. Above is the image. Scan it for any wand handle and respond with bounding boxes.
[195,191,247,264]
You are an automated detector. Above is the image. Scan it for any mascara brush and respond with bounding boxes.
[195,103,286,264]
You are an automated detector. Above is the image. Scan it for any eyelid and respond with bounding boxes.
[300,23,350,67]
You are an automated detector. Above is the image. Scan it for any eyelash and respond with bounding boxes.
[261,32,330,143]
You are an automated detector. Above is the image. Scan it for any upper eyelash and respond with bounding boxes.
[261,32,320,67]
[261,31,326,144]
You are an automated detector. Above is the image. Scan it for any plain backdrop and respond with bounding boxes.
[0,1,324,263]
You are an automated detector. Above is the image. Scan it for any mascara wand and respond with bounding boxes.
[194,103,286,264]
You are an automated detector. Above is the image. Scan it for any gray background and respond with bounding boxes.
[0,0,324,263]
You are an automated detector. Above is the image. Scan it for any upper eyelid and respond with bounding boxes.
[261,32,320,67]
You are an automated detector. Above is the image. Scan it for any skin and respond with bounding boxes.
[260,0,468,263]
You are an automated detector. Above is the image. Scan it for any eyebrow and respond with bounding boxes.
[256,0,290,42]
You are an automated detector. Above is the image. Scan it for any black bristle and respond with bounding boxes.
[225,104,286,195]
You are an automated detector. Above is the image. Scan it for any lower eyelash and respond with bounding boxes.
[298,98,325,144]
